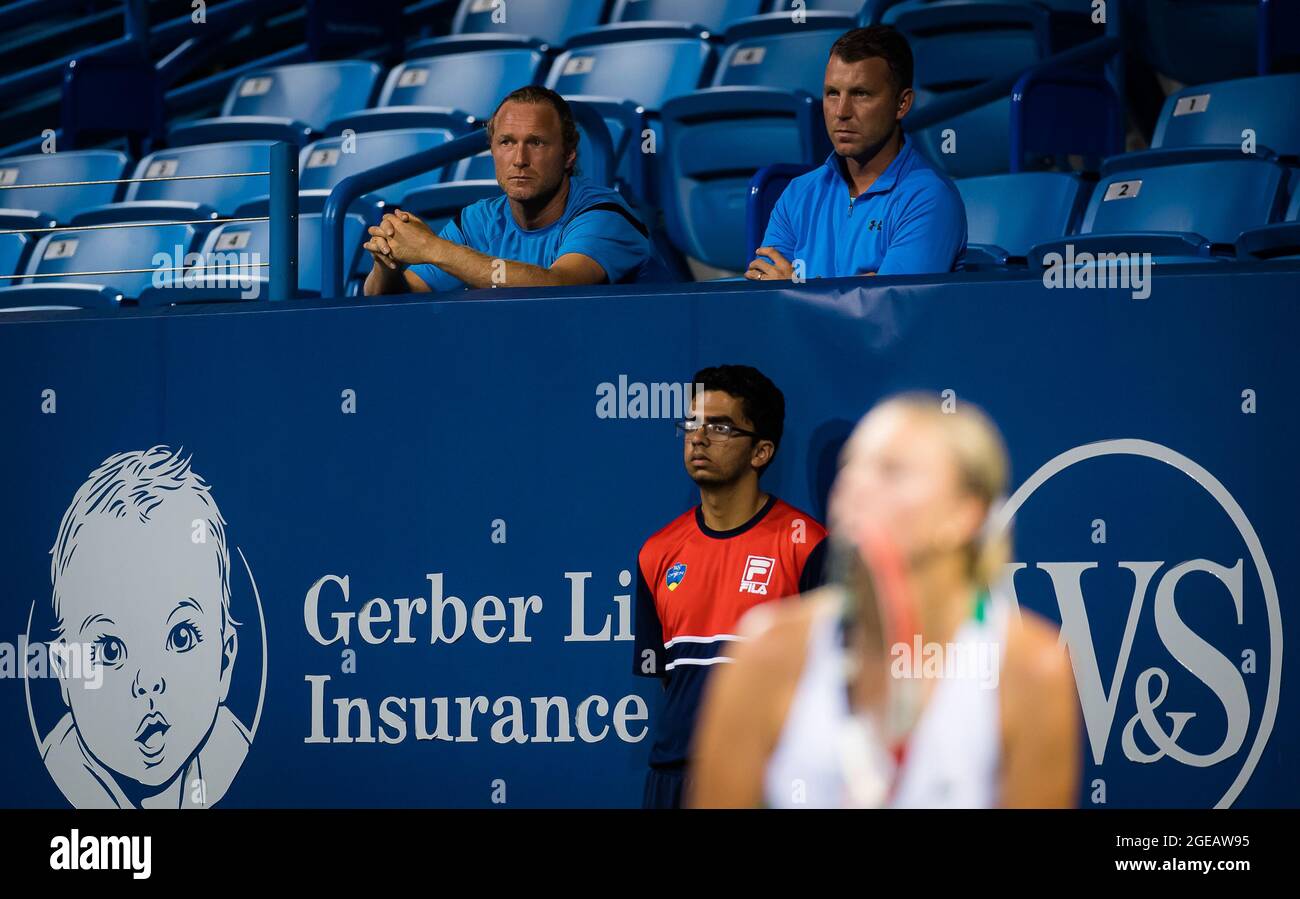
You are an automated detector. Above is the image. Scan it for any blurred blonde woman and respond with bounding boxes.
[688,394,1079,808]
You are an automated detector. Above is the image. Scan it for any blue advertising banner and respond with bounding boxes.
[1,263,1297,808]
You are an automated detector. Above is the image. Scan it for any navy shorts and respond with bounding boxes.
[643,764,688,809]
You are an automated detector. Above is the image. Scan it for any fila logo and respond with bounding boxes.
[739,555,775,594]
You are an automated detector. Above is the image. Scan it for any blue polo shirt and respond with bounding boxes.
[759,136,967,277]
[410,176,656,291]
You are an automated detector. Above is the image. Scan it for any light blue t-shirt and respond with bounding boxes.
[410,176,655,291]
[759,136,967,277]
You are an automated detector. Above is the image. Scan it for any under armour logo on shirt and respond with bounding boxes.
[868,220,883,232]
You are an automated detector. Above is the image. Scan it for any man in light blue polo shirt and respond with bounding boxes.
[746,25,966,282]
[364,86,656,294]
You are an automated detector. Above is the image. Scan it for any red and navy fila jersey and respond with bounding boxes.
[633,495,829,768]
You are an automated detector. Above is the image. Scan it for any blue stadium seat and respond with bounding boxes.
[546,23,714,198]
[0,231,29,281]
[297,129,470,213]
[1153,73,1300,159]
[662,89,828,272]
[0,150,129,223]
[771,0,867,11]
[170,211,370,300]
[1134,0,1258,86]
[712,12,851,96]
[876,0,1099,25]
[863,0,1103,108]
[1028,150,1290,265]
[908,85,1012,178]
[0,211,51,281]
[167,61,383,147]
[370,39,547,121]
[1236,189,1300,261]
[73,142,275,222]
[886,2,1059,178]
[548,25,714,110]
[0,284,123,311]
[658,13,851,271]
[452,0,606,46]
[610,0,767,31]
[2,221,200,300]
[956,171,1092,265]
[452,153,497,181]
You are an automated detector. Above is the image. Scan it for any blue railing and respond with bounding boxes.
[270,141,300,302]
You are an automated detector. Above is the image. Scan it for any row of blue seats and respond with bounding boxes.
[2,70,1297,300]
[4,146,1298,314]
[5,58,1296,265]
[437,0,1096,47]
[0,211,376,309]
[954,160,1300,266]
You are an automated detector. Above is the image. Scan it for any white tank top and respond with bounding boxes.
[764,588,1006,808]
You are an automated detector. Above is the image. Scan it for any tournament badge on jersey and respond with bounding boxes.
[666,562,687,591]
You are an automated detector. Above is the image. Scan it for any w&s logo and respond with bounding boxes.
[988,439,1281,808]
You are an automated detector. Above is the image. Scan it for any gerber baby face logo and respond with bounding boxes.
[988,439,1280,808]
[26,446,266,809]
[666,563,687,592]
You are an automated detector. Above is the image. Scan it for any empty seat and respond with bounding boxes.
[1153,73,1300,159]
[183,211,369,299]
[298,129,464,211]
[610,0,766,31]
[5,221,200,299]
[887,1,1058,178]
[373,42,546,120]
[546,23,714,199]
[167,61,383,147]
[0,210,50,280]
[1134,0,1258,86]
[712,12,850,96]
[547,26,714,111]
[0,284,123,311]
[0,231,29,280]
[452,153,496,181]
[0,150,129,222]
[956,171,1092,265]
[452,0,606,46]
[772,0,868,12]
[1029,151,1290,265]
[75,141,275,221]
[1236,189,1300,261]
[908,89,1012,179]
